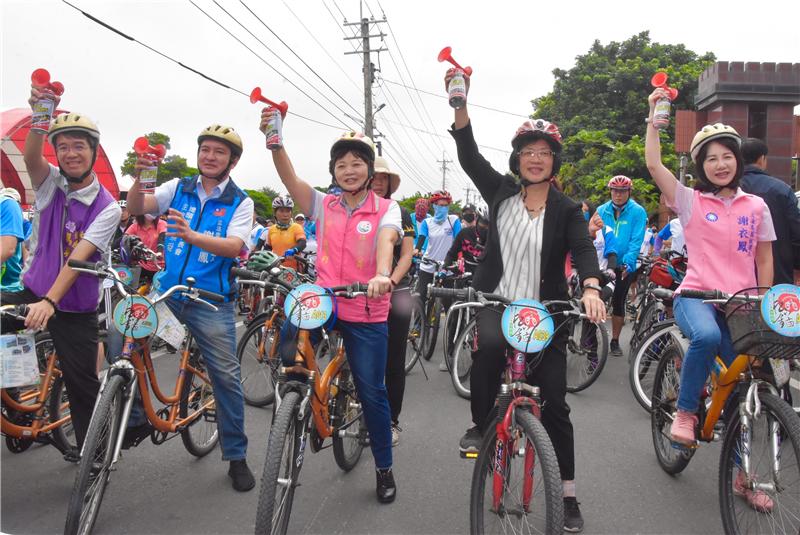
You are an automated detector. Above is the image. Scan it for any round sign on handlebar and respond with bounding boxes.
[113,295,158,338]
[500,299,555,354]
[760,284,800,337]
[284,283,333,329]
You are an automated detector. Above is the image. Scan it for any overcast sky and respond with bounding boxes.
[2,0,799,202]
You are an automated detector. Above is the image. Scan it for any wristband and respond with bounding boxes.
[583,284,603,294]
[42,296,58,310]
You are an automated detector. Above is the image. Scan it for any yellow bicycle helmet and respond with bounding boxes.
[689,123,741,163]
[47,112,100,146]
[197,124,243,157]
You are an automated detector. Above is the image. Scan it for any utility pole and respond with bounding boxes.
[343,3,386,139]
[437,151,452,191]
[463,186,474,205]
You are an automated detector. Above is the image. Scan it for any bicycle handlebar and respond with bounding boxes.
[231,267,268,282]
[68,259,105,272]
[679,289,727,300]
[195,288,224,303]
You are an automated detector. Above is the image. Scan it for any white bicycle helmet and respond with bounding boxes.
[272,195,294,210]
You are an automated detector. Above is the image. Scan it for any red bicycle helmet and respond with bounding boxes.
[607,175,633,189]
[429,190,452,204]
[509,119,563,177]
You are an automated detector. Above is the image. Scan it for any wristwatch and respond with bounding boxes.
[583,283,602,294]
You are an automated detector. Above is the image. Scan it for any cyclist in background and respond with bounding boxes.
[247,215,268,252]
[371,155,415,447]
[255,195,306,271]
[262,104,400,503]
[412,197,429,251]
[445,68,605,532]
[597,175,647,357]
[124,213,166,283]
[645,90,776,510]
[1,188,26,292]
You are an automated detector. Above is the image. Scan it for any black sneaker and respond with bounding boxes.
[564,497,584,532]
[62,446,81,464]
[459,425,482,455]
[609,339,623,358]
[228,459,255,492]
[376,468,396,503]
[121,422,153,449]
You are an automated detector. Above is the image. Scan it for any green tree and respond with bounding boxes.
[120,132,198,185]
[531,32,714,209]
[245,189,273,219]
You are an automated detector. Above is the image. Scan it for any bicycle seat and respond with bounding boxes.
[652,288,674,301]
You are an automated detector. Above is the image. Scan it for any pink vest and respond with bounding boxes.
[316,192,392,322]
[678,189,769,295]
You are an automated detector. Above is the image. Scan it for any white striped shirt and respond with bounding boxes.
[495,193,545,301]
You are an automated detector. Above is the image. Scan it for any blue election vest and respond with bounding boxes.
[160,176,247,301]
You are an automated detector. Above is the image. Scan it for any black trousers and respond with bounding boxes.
[470,305,575,481]
[2,289,100,450]
[385,287,412,424]
[611,266,638,318]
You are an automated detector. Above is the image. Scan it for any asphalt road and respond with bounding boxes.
[0,323,746,534]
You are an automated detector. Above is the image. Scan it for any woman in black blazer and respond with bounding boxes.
[445,70,606,533]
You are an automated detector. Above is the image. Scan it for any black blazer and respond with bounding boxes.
[450,122,602,301]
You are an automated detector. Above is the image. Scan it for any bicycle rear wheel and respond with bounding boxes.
[64,374,126,535]
[719,392,800,535]
[470,410,563,534]
[421,298,442,362]
[404,296,424,374]
[255,390,303,535]
[650,344,695,475]
[630,299,669,355]
[565,319,609,393]
[332,362,365,472]
[237,314,282,407]
[180,349,219,457]
[629,321,683,412]
[450,317,478,399]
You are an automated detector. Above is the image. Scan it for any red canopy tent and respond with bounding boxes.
[1,108,119,206]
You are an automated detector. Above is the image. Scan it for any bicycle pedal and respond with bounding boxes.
[460,449,479,460]
[670,440,698,451]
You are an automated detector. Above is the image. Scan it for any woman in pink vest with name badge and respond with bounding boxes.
[645,88,776,508]
[260,109,401,504]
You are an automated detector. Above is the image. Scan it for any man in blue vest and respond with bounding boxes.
[127,124,256,491]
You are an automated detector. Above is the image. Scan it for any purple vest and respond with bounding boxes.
[24,182,115,312]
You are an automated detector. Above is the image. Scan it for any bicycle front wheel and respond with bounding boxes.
[630,321,682,412]
[255,390,303,535]
[719,391,800,535]
[565,319,609,393]
[450,317,478,399]
[179,349,219,457]
[64,374,126,535]
[650,344,694,475]
[404,295,424,374]
[332,362,365,472]
[470,410,563,534]
[237,314,282,407]
[421,298,442,362]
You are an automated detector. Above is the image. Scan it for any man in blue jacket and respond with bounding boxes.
[740,138,800,285]
[127,124,256,492]
[597,175,646,356]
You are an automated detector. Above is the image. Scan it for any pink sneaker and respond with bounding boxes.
[669,410,697,445]
[734,471,774,513]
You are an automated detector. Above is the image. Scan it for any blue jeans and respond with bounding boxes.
[279,319,393,470]
[673,296,735,412]
[165,297,247,461]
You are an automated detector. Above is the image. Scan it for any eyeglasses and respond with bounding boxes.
[517,149,554,160]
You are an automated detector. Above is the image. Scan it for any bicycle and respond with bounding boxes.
[63,260,223,535]
[628,252,684,355]
[418,258,462,364]
[0,306,74,456]
[563,278,611,394]
[430,286,567,534]
[403,294,426,375]
[247,274,368,534]
[628,318,687,412]
[649,286,800,534]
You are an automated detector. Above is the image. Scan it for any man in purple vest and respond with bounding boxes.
[3,87,121,462]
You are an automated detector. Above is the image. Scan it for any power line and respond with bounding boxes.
[192,0,356,129]
[58,0,342,130]
[281,0,361,93]
[382,79,531,118]
[238,0,364,120]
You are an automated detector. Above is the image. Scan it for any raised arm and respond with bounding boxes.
[260,108,314,216]
[644,88,679,206]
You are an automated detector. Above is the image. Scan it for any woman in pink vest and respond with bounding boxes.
[260,110,401,504]
[645,88,776,509]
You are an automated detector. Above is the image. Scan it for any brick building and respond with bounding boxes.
[693,61,800,183]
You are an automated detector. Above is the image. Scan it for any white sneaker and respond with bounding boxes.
[439,359,448,372]
[391,424,401,447]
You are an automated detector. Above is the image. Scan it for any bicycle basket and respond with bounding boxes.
[725,299,800,360]
[648,258,678,289]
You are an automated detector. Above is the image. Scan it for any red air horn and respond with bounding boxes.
[249,87,288,117]
[650,72,679,100]
[437,46,473,76]
[31,68,65,96]
[133,137,167,159]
